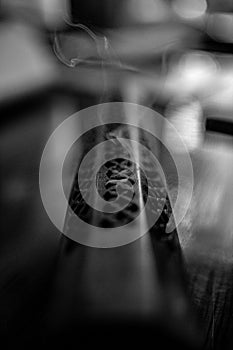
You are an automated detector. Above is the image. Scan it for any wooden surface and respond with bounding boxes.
[0,95,232,349]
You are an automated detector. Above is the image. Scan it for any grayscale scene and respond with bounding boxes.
[1,1,233,349]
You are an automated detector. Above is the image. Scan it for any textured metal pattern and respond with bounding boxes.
[65,124,172,234]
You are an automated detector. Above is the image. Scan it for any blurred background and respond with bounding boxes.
[0,1,233,349]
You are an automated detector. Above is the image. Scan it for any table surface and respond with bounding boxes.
[0,94,233,349]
